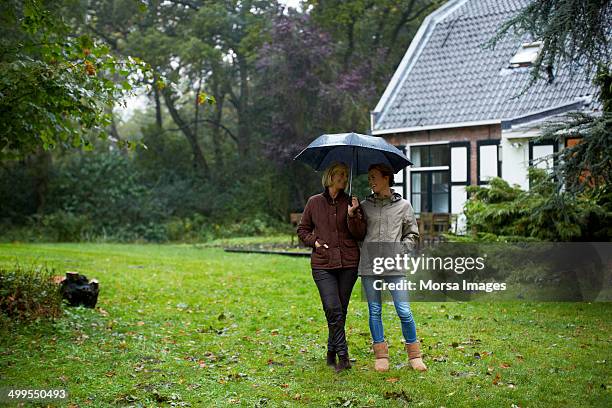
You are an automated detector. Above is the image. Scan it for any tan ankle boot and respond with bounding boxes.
[373,342,389,372]
[405,341,427,371]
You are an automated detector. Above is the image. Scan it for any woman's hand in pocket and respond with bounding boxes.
[315,240,329,249]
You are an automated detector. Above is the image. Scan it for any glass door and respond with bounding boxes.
[411,170,449,214]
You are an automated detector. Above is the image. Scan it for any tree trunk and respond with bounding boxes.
[212,91,225,168]
[28,148,52,214]
[153,74,163,129]
[162,89,209,178]
[236,53,250,158]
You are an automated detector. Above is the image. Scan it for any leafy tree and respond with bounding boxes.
[0,0,146,159]
[254,2,437,208]
[76,0,277,178]
[308,0,442,95]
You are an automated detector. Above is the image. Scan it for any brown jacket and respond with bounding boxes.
[297,188,367,269]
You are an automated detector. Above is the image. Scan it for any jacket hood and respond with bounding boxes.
[365,189,403,203]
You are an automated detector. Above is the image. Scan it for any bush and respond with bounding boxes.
[464,168,610,241]
[47,151,166,231]
[0,263,63,322]
[36,211,93,242]
[199,213,293,241]
[1,149,299,243]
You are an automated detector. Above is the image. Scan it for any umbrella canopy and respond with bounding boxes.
[293,132,413,196]
[294,132,412,174]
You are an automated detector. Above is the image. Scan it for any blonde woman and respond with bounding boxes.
[359,163,427,372]
[297,162,366,372]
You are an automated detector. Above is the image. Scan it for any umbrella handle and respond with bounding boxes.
[348,147,356,198]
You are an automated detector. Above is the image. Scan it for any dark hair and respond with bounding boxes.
[368,163,394,187]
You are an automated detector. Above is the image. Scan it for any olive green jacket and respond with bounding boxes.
[358,190,420,275]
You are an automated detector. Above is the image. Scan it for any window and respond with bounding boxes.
[509,41,542,68]
[393,145,407,198]
[563,137,592,186]
[449,142,470,214]
[529,140,558,172]
[409,143,450,214]
[477,140,501,184]
[411,171,450,213]
[565,137,582,148]
[410,144,450,167]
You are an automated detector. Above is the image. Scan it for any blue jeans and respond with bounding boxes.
[362,275,417,344]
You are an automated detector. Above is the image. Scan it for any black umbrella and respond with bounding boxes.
[293,132,413,196]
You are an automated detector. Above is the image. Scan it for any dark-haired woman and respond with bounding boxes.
[359,163,427,372]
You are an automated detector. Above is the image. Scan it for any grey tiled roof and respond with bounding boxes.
[372,0,599,132]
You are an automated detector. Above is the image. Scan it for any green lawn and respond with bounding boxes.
[0,243,610,407]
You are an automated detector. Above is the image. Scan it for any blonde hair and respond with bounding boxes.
[322,162,349,188]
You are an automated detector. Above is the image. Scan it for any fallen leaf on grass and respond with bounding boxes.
[385,377,400,383]
[500,362,511,368]
[450,371,475,378]
[492,373,501,385]
[383,390,411,403]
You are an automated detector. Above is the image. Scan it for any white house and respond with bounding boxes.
[370,0,599,231]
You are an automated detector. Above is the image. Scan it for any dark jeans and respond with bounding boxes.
[312,267,358,356]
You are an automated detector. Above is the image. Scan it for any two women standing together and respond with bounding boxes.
[297,162,427,373]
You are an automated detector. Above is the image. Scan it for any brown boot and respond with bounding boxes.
[405,341,427,371]
[373,342,389,372]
